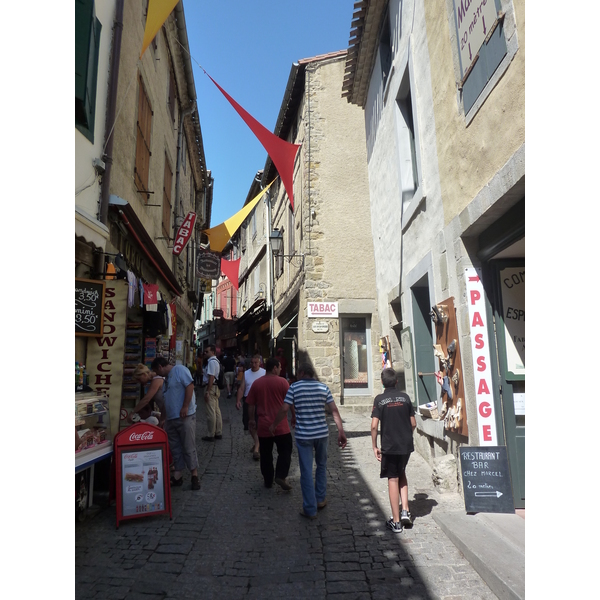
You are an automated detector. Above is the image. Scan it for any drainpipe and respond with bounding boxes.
[99,0,124,226]
[174,101,196,225]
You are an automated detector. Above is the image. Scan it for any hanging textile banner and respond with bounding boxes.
[140,0,179,57]
[173,212,197,255]
[204,73,301,211]
[203,179,276,252]
[220,258,241,290]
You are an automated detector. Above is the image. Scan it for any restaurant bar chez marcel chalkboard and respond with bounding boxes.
[76,278,106,337]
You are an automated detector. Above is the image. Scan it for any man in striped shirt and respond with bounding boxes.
[270,363,347,519]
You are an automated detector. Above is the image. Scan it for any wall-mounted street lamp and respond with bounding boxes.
[269,228,305,267]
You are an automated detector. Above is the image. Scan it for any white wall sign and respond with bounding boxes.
[465,267,498,445]
[454,0,498,75]
[307,302,338,318]
[513,393,525,416]
[312,321,329,333]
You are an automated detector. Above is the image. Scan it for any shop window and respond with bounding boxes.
[162,155,173,238]
[342,317,371,393]
[75,0,102,143]
[135,75,153,202]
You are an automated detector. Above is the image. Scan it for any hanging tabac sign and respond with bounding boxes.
[172,212,196,256]
[196,248,221,279]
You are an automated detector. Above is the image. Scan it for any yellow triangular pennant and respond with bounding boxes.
[140,0,179,58]
[203,180,276,252]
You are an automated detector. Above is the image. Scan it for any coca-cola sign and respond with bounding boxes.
[173,211,197,256]
[129,430,155,442]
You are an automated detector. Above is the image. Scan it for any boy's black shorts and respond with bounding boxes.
[380,453,410,479]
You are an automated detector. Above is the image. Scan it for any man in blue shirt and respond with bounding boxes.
[270,363,347,518]
[152,357,200,490]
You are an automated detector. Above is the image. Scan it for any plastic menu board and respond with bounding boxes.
[114,423,172,528]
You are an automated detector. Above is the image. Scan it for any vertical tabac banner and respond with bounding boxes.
[86,280,129,438]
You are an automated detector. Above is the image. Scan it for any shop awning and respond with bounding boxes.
[109,195,182,296]
[277,313,298,341]
[236,298,268,334]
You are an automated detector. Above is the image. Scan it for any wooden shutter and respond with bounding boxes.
[163,156,173,238]
[135,76,152,201]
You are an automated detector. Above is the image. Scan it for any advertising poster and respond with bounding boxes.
[499,267,525,377]
[121,448,165,517]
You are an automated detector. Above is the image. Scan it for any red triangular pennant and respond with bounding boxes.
[220,257,241,291]
[205,73,301,211]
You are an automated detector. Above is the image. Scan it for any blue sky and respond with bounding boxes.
[181,0,357,227]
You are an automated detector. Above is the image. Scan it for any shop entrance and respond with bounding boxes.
[487,257,525,509]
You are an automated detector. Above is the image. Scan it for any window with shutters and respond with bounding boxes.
[75,0,102,143]
[135,75,152,202]
[163,155,173,238]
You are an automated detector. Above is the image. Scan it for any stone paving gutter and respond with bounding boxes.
[76,391,498,599]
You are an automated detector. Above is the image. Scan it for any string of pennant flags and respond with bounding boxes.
[141,0,301,292]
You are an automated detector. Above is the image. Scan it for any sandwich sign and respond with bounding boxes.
[172,212,196,255]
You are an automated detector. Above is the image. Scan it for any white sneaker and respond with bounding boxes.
[401,509,413,528]
[386,517,402,533]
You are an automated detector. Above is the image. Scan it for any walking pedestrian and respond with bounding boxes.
[222,351,237,398]
[151,357,200,490]
[246,358,294,490]
[270,363,347,519]
[370,368,416,533]
[201,345,223,442]
[236,354,265,460]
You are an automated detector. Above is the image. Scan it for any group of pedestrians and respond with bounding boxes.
[133,343,418,533]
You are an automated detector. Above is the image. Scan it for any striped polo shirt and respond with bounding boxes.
[284,378,333,440]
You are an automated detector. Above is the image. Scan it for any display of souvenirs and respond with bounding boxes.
[75,394,112,456]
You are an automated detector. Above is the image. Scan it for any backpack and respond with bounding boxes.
[210,357,226,389]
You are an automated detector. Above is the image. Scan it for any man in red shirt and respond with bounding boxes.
[246,357,295,490]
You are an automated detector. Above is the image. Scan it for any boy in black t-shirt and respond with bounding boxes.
[371,368,416,533]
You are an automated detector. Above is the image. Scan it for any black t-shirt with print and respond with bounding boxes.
[371,389,415,455]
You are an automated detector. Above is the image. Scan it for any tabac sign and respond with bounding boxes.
[172,212,196,255]
[307,302,338,318]
[453,0,498,75]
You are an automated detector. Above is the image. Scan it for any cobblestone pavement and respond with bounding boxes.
[76,389,497,600]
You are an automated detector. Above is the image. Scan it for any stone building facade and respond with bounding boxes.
[343,0,525,507]
[263,51,380,409]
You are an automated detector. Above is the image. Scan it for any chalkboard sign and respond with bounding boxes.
[75,278,106,337]
[459,446,515,514]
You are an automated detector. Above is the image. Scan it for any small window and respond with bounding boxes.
[379,10,392,91]
[288,208,295,256]
[251,209,257,239]
[275,227,284,278]
[75,0,102,143]
[396,68,421,211]
[162,155,173,238]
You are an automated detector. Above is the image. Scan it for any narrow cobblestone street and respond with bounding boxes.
[75,390,497,599]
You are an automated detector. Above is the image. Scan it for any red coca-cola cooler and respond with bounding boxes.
[113,423,172,529]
